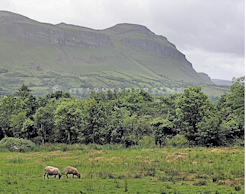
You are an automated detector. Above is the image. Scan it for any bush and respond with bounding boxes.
[166,135,189,148]
[0,137,35,152]
[138,136,155,147]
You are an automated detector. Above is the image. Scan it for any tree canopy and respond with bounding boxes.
[0,77,244,147]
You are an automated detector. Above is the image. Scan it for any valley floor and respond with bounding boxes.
[0,146,244,193]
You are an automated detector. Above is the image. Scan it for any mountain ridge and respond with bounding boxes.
[0,11,229,98]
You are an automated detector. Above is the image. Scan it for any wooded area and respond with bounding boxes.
[0,77,244,147]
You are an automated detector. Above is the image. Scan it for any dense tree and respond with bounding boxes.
[15,83,31,98]
[80,99,107,144]
[38,91,72,108]
[0,95,22,138]
[196,112,221,147]
[216,76,244,145]
[55,99,82,144]
[0,79,244,147]
[104,105,128,144]
[10,112,26,138]
[175,86,214,145]
[34,104,55,144]
[151,117,176,147]
[21,118,36,140]
[118,88,154,116]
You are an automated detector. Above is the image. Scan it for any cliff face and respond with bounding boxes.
[0,12,112,48]
[0,12,191,67]
[120,37,191,66]
[105,24,192,67]
[0,11,214,97]
[198,73,212,82]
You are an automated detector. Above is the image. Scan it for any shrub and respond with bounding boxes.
[166,135,189,148]
[138,136,155,147]
[0,137,35,152]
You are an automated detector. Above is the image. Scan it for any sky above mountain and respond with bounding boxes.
[1,0,244,80]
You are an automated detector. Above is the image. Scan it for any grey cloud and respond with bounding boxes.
[148,0,244,56]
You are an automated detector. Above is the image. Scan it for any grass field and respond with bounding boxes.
[0,145,244,193]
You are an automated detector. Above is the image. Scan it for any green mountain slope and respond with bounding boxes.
[0,11,229,98]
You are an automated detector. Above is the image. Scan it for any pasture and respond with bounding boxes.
[0,145,244,193]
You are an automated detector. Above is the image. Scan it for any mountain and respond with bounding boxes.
[198,73,212,82]
[212,79,232,86]
[0,11,229,98]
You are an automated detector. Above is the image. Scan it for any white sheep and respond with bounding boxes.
[44,166,62,179]
[64,166,81,178]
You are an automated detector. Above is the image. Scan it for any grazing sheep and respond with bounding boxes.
[64,166,81,178]
[44,166,62,179]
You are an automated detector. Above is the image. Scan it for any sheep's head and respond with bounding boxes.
[78,173,81,178]
[58,174,62,179]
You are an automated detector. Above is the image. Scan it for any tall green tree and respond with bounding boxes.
[176,86,214,145]
[15,83,31,98]
[122,114,139,146]
[150,117,175,147]
[196,112,221,147]
[81,99,107,144]
[55,99,82,144]
[217,76,244,145]
[10,112,26,138]
[34,104,55,144]
[15,84,38,119]
[118,88,154,116]
[21,118,36,140]
[106,106,128,144]
[0,95,22,138]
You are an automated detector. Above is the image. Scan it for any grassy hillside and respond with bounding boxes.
[0,11,229,98]
[0,145,244,193]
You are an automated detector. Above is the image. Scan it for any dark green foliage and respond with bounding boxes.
[34,104,55,144]
[0,77,244,147]
[55,99,82,144]
[151,117,177,147]
[176,86,214,145]
[15,83,31,97]
[0,95,23,137]
[0,137,35,151]
[166,135,189,148]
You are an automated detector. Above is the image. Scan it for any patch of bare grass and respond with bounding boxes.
[165,152,188,163]
[217,179,238,186]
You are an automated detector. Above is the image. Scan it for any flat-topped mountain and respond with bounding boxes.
[0,11,228,98]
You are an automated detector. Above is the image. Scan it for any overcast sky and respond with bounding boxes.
[1,0,245,80]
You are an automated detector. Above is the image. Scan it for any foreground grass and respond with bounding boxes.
[0,145,244,193]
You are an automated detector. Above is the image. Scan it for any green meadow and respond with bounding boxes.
[0,145,244,193]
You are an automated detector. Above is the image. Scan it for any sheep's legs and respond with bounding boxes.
[44,173,49,179]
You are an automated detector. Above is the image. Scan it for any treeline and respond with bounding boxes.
[0,77,244,147]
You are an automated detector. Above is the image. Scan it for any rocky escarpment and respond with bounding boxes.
[198,73,212,82]
[120,38,192,67]
[104,23,153,36]
[105,24,192,67]
[0,10,215,98]
[0,12,192,66]
[0,11,113,48]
